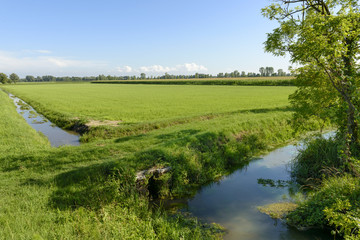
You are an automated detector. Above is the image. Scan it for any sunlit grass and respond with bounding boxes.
[2,83,295,122]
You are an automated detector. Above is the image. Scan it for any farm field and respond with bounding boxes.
[0,83,320,239]
[2,83,295,123]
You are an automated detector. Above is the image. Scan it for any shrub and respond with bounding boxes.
[291,136,343,185]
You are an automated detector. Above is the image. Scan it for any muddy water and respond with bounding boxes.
[8,93,80,147]
[184,135,333,240]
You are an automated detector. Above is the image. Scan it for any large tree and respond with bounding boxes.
[9,73,19,84]
[263,0,360,160]
[0,73,8,84]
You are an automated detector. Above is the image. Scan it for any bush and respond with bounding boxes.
[291,136,343,185]
[287,175,360,239]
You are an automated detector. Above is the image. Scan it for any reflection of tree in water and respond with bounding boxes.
[257,178,291,188]
[257,178,302,201]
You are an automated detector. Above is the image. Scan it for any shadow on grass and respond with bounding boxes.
[20,177,48,186]
[0,145,122,173]
[49,161,136,210]
[156,129,200,141]
[114,133,146,143]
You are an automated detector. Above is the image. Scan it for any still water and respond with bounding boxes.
[8,93,80,147]
[184,140,333,239]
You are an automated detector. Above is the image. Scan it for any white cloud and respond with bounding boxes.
[47,57,71,67]
[139,65,177,73]
[0,49,208,77]
[116,66,133,73]
[183,63,208,72]
[0,50,106,76]
[134,63,208,74]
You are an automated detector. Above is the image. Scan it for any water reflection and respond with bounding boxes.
[184,142,333,240]
[8,93,80,147]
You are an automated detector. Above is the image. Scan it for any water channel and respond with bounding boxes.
[181,134,334,240]
[6,91,333,238]
[8,92,80,147]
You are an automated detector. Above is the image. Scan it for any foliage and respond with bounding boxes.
[0,73,9,84]
[263,0,360,160]
[287,175,360,239]
[9,73,19,84]
[291,135,343,185]
[324,199,360,239]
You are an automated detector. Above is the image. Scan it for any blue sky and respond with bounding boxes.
[0,0,291,77]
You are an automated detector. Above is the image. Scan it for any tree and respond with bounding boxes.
[140,73,146,79]
[25,75,35,82]
[232,70,240,77]
[42,75,55,82]
[9,73,19,84]
[265,67,274,76]
[0,73,8,84]
[277,69,284,77]
[259,67,265,76]
[263,0,360,160]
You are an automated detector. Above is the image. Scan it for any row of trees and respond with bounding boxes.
[95,67,291,81]
[23,75,99,82]
[0,67,291,83]
[259,67,287,77]
[0,73,19,84]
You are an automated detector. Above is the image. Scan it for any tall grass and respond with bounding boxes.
[290,136,342,185]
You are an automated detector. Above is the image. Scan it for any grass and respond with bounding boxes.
[1,83,294,123]
[0,89,229,239]
[258,202,298,219]
[0,83,324,239]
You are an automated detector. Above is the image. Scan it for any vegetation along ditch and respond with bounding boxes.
[5,91,80,147]
[0,80,358,239]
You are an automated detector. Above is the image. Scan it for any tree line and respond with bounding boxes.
[0,73,20,84]
[0,66,291,84]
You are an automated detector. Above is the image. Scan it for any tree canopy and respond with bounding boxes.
[0,73,8,84]
[262,0,360,160]
[9,73,19,84]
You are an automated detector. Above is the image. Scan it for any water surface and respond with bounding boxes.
[184,141,333,239]
[8,93,80,147]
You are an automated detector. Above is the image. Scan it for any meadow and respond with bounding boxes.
[2,84,294,122]
[0,83,322,239]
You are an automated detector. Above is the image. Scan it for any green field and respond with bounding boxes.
[0,83,322,239]
[2,84,294,122]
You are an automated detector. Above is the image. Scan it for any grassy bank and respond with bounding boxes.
[0,83,322,239]
[286,135,360,239]
[0,89,229,239]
